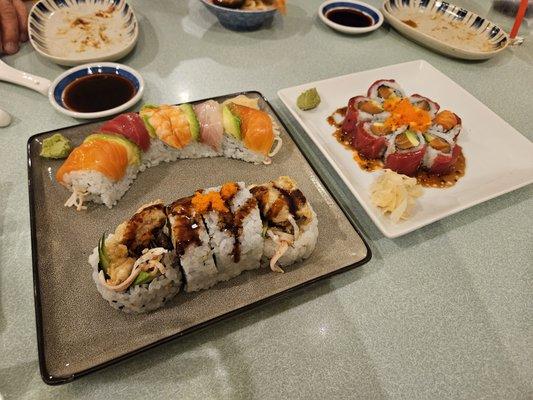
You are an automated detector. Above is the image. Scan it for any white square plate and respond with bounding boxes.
[278,60,533,238]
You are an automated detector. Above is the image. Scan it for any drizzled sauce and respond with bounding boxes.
[275,185,307,217]
[417,152,466,188]
[327,109,466,188]
[62,73,135,113]
[167,197,202,257]
[123,203,168,257]
[231,198,257,263]
[217,193,257,263]
[326,8,374,28]
[402,19,417,28]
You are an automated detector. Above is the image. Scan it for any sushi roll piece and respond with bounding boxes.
[250,176,318,273]
[167,196,220,292]
[56,133,141,210]
[384,128,426,176]
[139,104,220,167]
[343,95,387,126]
[353,120,395,159]
[194,182,264,281]
[428,110,462,141]
[88,201,182,313]
[100,112,151,152]
[221,102,282,165]
[367,79,406,101]
[422,131,463,175]
[408,94,440,118]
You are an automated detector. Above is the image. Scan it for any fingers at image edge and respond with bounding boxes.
[0,0,29,54]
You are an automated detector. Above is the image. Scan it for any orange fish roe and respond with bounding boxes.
[191,190,230,214]
[220,182,238,201]
[384,98,431,133]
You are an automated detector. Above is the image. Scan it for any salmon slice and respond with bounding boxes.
[229,104,274,156]
[56,139,129,183]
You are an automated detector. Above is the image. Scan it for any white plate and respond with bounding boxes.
[381,0,509,60]
[278,60,533,238]
[29,0,138,66]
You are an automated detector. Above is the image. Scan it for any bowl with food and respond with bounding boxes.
[200,0,286,30]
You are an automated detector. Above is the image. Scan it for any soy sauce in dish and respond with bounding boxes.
[326,8,373,28]
[62,73,135,113]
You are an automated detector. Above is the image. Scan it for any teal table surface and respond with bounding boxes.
[1,0,532,398]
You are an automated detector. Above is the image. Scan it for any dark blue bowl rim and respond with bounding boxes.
[202,0,277,14]
[53,66,140,109]
[321,1,381,23]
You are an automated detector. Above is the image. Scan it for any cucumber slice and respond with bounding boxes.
[179,104,200,141]
[133,271,155,286]
[98,234,111,275]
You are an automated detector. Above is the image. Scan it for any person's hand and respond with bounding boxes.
[0,0,28,55]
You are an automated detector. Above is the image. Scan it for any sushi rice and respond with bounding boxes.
[62,165,139,210]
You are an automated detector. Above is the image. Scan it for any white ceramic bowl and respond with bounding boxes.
[29,0,138,66]
[318,0,384,34]
[381,0,510,60]
[48,62,144,119]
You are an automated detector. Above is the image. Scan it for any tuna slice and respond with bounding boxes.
[385,146,426,177]
[193,100,223,151]
[341,96,366,137]
[429,145,462,175]
[353,122,387,159]
[101,113,151,151]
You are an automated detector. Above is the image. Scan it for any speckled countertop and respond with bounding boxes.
[0,0,532,398]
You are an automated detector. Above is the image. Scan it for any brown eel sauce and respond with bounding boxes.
[167,197,202,257]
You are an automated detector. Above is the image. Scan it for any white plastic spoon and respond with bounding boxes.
[0,59,51,96]
[0,108,11,127]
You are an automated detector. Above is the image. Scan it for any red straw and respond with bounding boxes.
[510,0,528,38]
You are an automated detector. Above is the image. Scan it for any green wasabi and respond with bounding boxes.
[40,134,72,159]
[297,88,321,111]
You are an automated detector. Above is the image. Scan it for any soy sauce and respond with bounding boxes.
[62,73,135,113]
[326,8,373,28]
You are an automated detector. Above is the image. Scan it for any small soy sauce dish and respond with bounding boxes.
[49,62,144,119]
[319,0,384,34]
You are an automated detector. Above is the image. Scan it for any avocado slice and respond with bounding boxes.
[222,105,241,140]
[133,271,156,286]
[179,104,200,141]
[139,105,158,138]
[98,234,111,275]
[405,130,419,147]
[84,133,141,165]
[423,132,436,142]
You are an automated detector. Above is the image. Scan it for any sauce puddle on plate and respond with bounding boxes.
[326,8,373,28]
[63,73,135,113]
